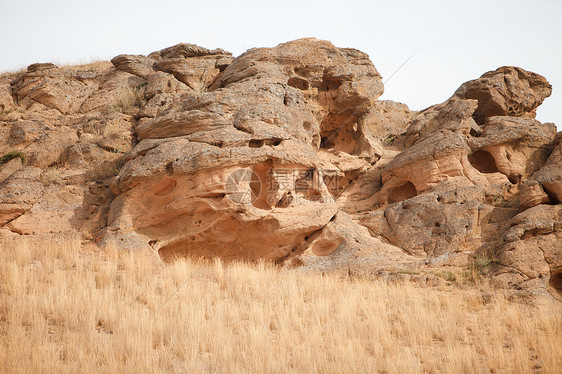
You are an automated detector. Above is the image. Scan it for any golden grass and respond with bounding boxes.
[1,237,561,373]
[0,60,112,76]
[57,59,113,71]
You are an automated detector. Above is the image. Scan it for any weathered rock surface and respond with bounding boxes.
[493,204,562,299]
[453,66,552,124]
[534,133,562,202]
[0,39,560,299]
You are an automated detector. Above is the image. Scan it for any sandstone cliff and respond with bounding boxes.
[0,39,560,299]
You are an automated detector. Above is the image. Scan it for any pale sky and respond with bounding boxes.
[1,0,560,129]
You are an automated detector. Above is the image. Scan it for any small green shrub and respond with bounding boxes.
[0,151,25,165]
[383,135,396,145]
[472,254,500,275]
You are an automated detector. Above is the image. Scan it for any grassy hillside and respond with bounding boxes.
[1,237,561,373]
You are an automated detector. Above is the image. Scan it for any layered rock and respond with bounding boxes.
[534,133,562,202]
[493,205,562,299]
[0,39,560,299]
[103,38,396,263]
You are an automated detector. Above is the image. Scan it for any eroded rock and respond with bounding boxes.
[534,133,562,202]
[453,66,552,124]
[0,39,560,300]
[493,205,562,298]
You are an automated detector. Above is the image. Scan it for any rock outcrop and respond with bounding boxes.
[0,38,560,299]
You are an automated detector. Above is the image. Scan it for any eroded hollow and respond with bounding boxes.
[319,118,358,154]
[310,238,341,256]
[317,76,343,92]
[287,77,309,90]
[550,271,562,295]
[468,150,498,173]
[152,177,177,196]
[388,181,417,204]
[249,139,264,148]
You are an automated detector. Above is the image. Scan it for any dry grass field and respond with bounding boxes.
[1,237,561,373]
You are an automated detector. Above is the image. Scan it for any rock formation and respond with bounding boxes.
[0,38,560,299]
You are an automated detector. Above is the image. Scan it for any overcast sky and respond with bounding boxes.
[1,0,560,129]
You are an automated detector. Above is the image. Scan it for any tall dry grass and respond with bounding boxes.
[0,237,561,373]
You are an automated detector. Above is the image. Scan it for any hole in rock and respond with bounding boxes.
[287,77,309,90]
[468,150,498,173]
[165,162,174,176]
[319,127,355,152]
[199,192,226,199]
[469,128,481,137]
[318,112,359,154]
[317,76,343,92]
[388,181,417,204]
[315,76,343,110]
[508,175,521,184]
[550,271,562,295]
[249,139,264,148]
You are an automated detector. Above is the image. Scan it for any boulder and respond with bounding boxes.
[518,180,550,209]
[12,66,98,114]
[453,66,552,124]
[467,116,556,183]
[493,205,562,298]
[534,133,562,202]
[111,54,155,78]
[360,185,519,260]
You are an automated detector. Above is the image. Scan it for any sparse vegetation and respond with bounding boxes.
[136,81,148,90]
[104,87,146,114]
[40,167,62,186]
[0,108,14,117]
[383,134,396,145]
[488,194,518,208]
[472,253,500,275]
[89,157,126,181]
[62,60,113,71]
[0,151,25,165]
[0,237,560,373]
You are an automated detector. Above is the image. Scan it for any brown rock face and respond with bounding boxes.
[534,133,562,202]
[453,66,552,124]
[104,38,390,263]
[493,205,562,298]
[0,38,560,299]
